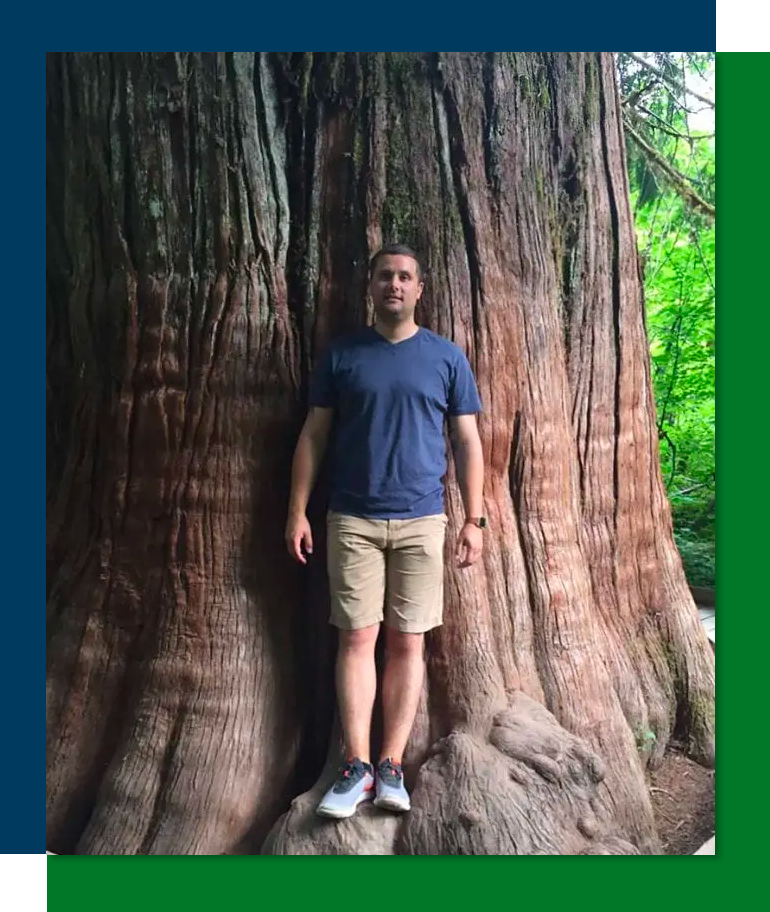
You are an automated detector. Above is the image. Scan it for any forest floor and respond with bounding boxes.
[650,747,715,854]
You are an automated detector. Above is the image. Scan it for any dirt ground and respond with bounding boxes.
[650,748,715,854]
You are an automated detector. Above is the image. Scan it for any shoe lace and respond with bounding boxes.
[332,759,369,794]
[379,759,403,784]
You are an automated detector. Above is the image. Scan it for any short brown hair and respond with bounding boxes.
[369,244,422,279]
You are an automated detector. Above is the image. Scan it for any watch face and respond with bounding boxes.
[478,517,487,529]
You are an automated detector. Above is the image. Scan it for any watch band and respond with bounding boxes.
[466,516,487,529]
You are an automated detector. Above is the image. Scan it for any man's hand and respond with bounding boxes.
[286,513,314,564]
[455,522,483,569]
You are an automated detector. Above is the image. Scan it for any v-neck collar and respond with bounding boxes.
[370,326,422,347]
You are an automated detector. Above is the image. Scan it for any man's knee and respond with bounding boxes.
[384,627,424,658]
[338,623,380,654]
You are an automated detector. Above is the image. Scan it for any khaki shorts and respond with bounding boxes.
[326,511,448,633]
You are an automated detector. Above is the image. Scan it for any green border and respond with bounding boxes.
[47,855,720,912]
[717,52,767,871]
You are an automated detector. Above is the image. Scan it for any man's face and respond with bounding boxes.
[369,254,424,323]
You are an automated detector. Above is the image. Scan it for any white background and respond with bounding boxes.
[0,854,46,910]
[717,2,770,50]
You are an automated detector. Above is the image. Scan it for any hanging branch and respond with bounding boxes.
[691,229,716,294]
[657,305,684,442]
[623,118,715,220]
[624,52,714,109]
[659,429,678,486]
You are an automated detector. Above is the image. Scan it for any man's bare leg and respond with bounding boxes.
[336,624,380,762]
[379,627,425,763]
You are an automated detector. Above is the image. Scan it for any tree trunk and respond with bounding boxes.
[46,52,715,856]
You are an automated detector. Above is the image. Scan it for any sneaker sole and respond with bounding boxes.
[316,789,374,819]
[373,795,411,812]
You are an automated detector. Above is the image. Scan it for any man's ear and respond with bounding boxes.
[416,281,424,300]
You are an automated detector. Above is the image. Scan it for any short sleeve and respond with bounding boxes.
[308,346,337,408]
[449,351,482,415]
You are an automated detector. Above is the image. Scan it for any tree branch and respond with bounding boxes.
[621,79,658,108]
[624,52,714,108]
[634,105,714,141]
[671,482,709,498]
[623,119,715,220]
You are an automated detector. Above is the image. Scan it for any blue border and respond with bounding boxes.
[41,1,715,50]
[1,50,44,855]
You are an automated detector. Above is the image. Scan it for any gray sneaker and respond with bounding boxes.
[374,758,411,812]
[316,758,375,819]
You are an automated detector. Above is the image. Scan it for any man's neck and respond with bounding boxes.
[373,318,420,343]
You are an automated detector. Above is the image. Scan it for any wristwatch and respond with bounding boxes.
[465,516,487,529]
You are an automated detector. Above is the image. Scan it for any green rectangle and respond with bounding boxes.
[48,854,723,911]
[716,51,769,872]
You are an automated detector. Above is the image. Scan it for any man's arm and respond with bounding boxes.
[449,413,485,568]
[286,406,334,564]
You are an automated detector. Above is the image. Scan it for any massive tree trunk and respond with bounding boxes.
[46,52,715,855]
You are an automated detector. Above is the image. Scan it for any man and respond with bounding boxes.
[285,244,485,819]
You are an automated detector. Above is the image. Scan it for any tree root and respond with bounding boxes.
[265,692,645,855]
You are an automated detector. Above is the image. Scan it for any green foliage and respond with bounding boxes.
[619,53,715,589]
[634,727,658,754]
[618,52,715,214]
[674,530,716,589]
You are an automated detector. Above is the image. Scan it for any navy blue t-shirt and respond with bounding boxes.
[308,327,482,518]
